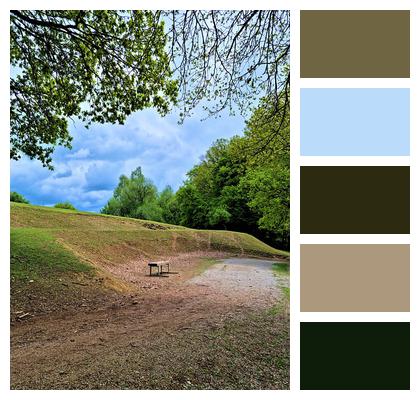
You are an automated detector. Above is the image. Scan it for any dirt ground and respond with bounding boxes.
[10,253,290,390]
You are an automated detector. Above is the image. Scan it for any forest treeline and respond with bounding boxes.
[102,98,290,249]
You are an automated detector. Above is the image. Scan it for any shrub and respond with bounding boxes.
[54,202,76,210]
[10,191,30,204]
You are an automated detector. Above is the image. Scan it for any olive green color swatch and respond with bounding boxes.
[300,10,410,78]
[300,322,410,390]
[300,166,410,234]
[300,244,410,312]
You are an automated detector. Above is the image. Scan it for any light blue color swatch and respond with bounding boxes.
[300,88,410,156]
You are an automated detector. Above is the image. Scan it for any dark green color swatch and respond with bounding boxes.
[300,166,410,234]
[300,322,410,390]
[300,10,410,78]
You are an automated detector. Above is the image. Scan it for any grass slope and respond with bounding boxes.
[268,263,290,316]
[11,202,288,315]
[11,228,91,281]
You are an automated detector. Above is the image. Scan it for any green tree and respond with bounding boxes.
[10,10,178,168]
[208,207,231,228]
[173,137,258,232]
[172,96,290,249]
[172,183,209,228]
[135,201,163,222]
[101,167,161,220]
[10,191,30,204]
[241,164,289,237]
[238,96,290,246]
[54,202,77,210]
[158,185,175,222]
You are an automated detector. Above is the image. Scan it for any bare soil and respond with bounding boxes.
[11,253,289,390]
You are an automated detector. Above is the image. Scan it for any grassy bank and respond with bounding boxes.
[11,202,288,308]
[268,262,290,316]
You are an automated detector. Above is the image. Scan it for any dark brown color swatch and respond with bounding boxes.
[300,166,410,234]
[300,244,410,312]
[300,10,410,78]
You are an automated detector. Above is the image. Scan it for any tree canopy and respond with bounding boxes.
[10,10,178,168]
[10,10,290,167]
[162,11,290,125]
[101,167,167,222]
[10,191,30,204]
[54,202,77,210]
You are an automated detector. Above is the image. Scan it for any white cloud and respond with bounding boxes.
[11,108,245,212]
[66,148,90,159]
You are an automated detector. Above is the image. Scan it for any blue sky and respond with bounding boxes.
[301,88,410,156]
[10,109,245,212]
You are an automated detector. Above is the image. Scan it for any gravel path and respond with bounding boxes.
[189,257,288,309]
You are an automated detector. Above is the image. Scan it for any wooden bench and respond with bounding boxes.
[148,260,170,276]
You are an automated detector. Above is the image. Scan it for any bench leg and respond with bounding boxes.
[149,264,169,276]
[150,265,160,276]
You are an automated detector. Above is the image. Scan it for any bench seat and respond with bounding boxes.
[148,260,170,276]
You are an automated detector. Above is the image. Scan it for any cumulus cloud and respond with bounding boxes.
[10,108,244,212]
[66,148,90,159]
[84,161,123,192]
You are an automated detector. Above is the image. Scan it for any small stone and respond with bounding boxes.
[17,312,31,320]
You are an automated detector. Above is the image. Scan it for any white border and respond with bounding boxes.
[300,79,410,88]
[3,0,417,11]
[299,235,411,244]
[289,6,300,391]
[2,1,419,398]
[300,156,411,166]
[300,313,411,322]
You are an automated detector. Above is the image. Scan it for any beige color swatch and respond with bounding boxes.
[301,244,410,312]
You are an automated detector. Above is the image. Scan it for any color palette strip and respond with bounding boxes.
[299,9,411,391]
[300,166,410,234]
[301,88,410,156]
[300,10,410,78]
[300,322,410,390]
[300,244,410,312]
